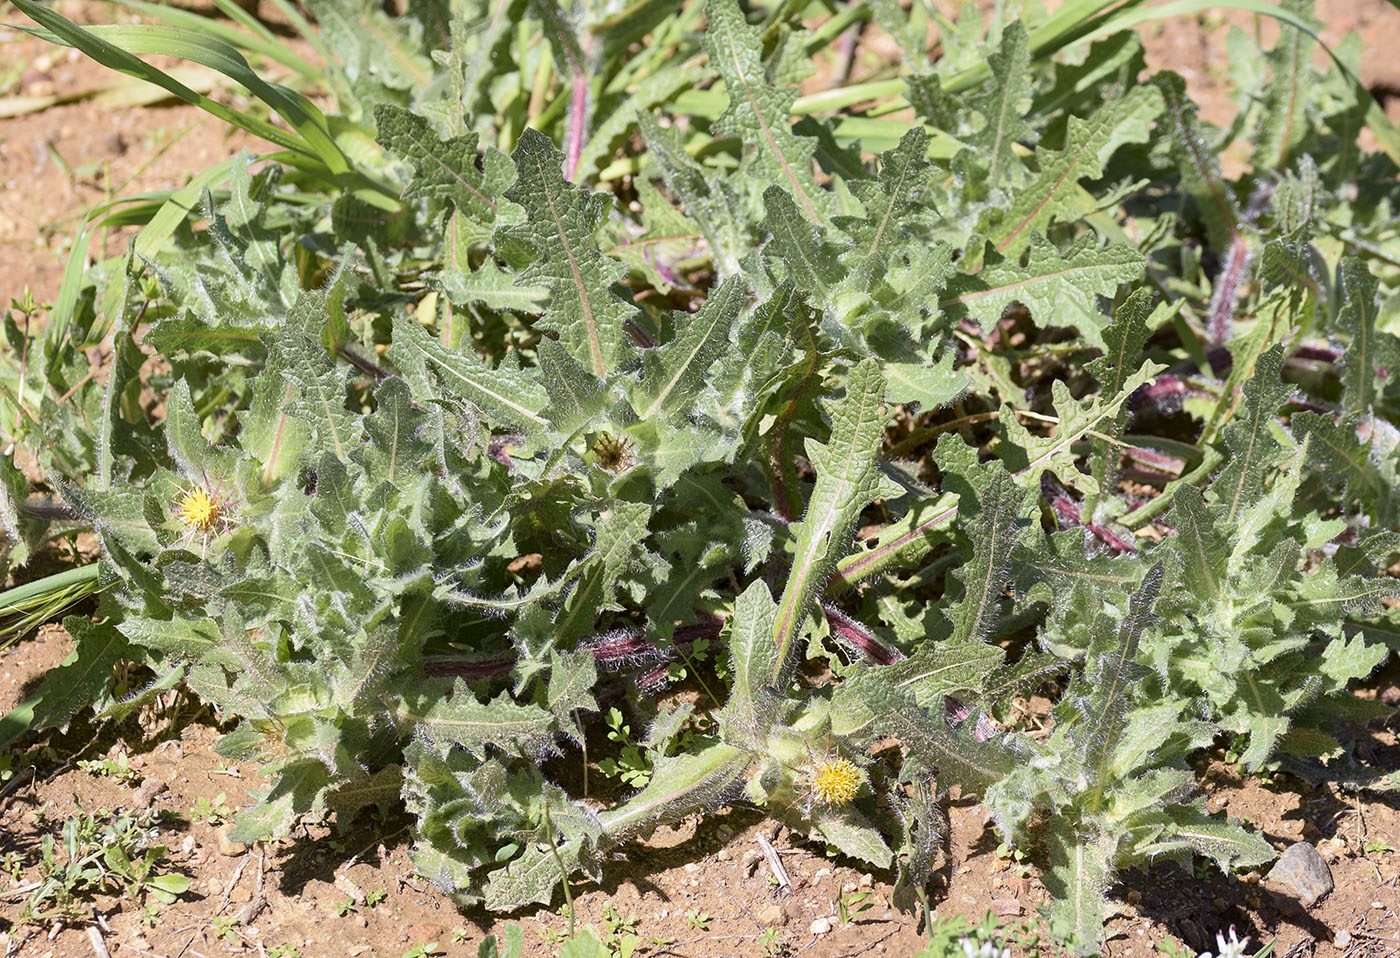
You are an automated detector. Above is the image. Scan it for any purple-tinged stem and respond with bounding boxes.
[822,604,904,666]
[1207,235,1251,345]
[564,71,588,182]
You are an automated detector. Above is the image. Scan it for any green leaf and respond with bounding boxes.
[772,359,899,679]
[1209,345,1291,525]
[704,0,830,224]
[1042,828,1114,957]
[1334,256,1399,419]
[634,276,747,420]
[375,103,504,229]
[942,235,1146,349]
[908,21,1034,188]
[9,616,127,742]
[986,84,1162,258]
[501,129,636,378]
[948,472,1024,645]
[389,317,549,435]
[399,684,556,759]
[554,501,653,642]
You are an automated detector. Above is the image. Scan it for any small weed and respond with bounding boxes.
[76,753,140,784]
[267,946,301,958]
[837,890,874,925]
[15,803,189,925]
[365,887,387,907]
[596,708,652,787]
[335,897,358,917]
[1365,840,1394,854]
[402,943,443,958]
[600,903,641,958]
[757,927,786,957]
[451,927,469,943]
[212,915,239,941]
[684,908,710,931]
[189,793,231,825]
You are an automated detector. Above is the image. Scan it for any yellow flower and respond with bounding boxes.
[810,758,863,805]
[175,485,225,534]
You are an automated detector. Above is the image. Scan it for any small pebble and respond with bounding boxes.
[717,848,732,861]
[758,905,786,927]
[809,917,831,935]
[1334,930,1352,949]
[683,863,699,873]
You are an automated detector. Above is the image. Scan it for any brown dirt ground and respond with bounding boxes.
[1,2,1399,957]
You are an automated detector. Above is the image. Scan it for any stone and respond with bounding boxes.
[716,848,732,862]
[1265,842,1334,908]
[809,918,831,935]
[758,905,786,927]
[1333,930,1352,949]
[215,825,246,857]
[990,899,1022,917]
[133,779,166,808]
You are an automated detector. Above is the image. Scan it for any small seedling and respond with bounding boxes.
[335,897,358,917]
[77,753,140,784]
[267,946,300,958]
[402,943,443,958]
[189,793,231,826]
[684,909,710,931]
[212,915,239,941]
[837,890,873,924]
[596,708,652,787]
[757,927,785,957]
[364,888,387,907]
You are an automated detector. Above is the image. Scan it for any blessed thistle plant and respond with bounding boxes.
[5,0,1400,952]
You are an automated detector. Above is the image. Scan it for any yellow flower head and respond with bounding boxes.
[175,485,225,534]
[810,758,863,806]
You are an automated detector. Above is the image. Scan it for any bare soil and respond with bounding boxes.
[1,2,1398,957]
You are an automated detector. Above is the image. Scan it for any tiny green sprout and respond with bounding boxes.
[758,927,785,957]
[684,909,710,930]
[837,890,873,924]
[365,888,387,907]
[267,945,301,958]
[1366,840,1394,854]
[402,942,443,958]
[140,903,162,927]
[335,897,358,917]
[212,915,239,941]
[190,793,231,825]
[77,753,140,784]
[451,927,469,943]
